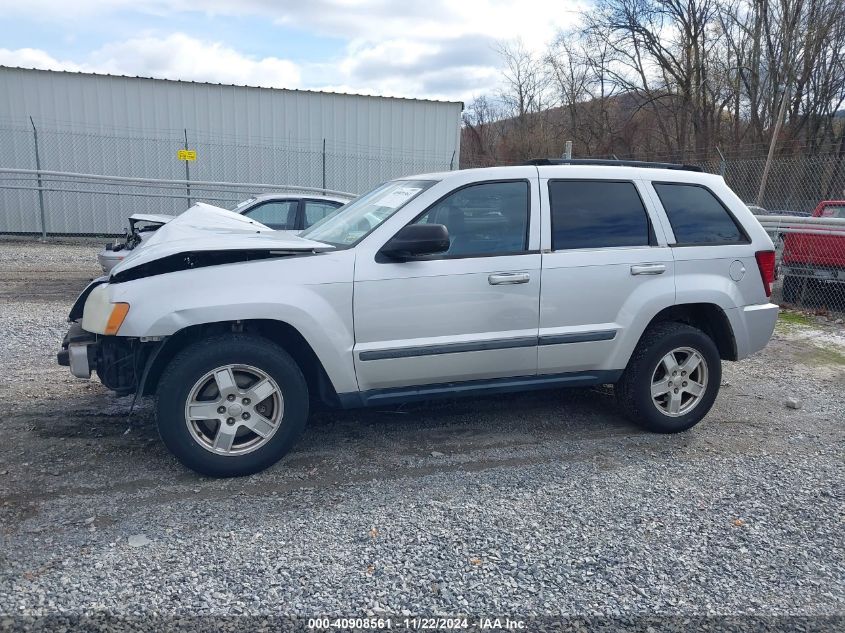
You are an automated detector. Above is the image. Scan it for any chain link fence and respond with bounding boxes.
[0,121,454,235]
[4,117,844,314]
[680,154,845,216]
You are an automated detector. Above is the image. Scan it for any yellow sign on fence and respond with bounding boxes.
[177,149,197,161]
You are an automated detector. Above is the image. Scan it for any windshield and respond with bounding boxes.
[300,180,436,247]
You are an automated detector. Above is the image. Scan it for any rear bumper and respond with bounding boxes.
[730,303,779,359]
[97,249,125,274]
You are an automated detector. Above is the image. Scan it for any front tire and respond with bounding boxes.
[156,334,308,477]
[615,322,721,433]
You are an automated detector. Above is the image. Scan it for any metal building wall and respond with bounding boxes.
[0,67,462,234]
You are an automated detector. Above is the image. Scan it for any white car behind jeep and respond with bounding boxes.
[59,160,779,477]
[97,193,350,273]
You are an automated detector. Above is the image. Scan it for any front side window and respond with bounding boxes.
[654,183,745,244]
[550,180,651,250]
[412,181,529,257]
[300,180,435,247]
[242,200,298,229]
[304,200,342,227]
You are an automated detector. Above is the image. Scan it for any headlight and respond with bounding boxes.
[81,284,130,335]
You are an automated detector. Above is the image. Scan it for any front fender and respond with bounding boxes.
[105,253,358,394]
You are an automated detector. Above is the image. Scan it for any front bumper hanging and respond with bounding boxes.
[57,322,97,378]
[58,322,156,395]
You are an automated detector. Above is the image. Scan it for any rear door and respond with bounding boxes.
[538,177,675,376]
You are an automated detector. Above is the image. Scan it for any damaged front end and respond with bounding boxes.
[58,275,155,395]
[58,322,156,395]
[58,202,335,395]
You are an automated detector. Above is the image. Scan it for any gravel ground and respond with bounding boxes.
[0,240,843,629]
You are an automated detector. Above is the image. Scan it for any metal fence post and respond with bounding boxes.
[716,146,726,177]
[184,128,192,207]
[322,138,326,194]
[29,116,47,238]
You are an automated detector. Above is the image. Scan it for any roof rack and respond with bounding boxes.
[525,158,703,172]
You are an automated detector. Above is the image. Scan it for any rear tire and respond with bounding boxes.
[615,322,721,433]
[156,333,308,477]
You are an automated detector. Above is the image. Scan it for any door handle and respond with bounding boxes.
[488,272,530,285]
[630,264,666,276]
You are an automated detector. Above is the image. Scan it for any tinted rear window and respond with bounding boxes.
[654,183,745,244]
[549,180,651,250]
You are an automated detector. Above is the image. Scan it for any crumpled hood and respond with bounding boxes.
[110,202,334,276]
[128,213,174,228]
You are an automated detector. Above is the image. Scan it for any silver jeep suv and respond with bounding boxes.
[59,159,779,477]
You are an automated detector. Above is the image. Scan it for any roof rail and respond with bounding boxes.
[525,158,703,172]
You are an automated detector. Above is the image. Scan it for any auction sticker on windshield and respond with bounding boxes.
[378,187,422,208]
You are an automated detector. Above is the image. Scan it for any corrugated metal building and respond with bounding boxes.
[0,66,462,234]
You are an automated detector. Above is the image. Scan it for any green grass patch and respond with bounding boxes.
[778,310,815,327]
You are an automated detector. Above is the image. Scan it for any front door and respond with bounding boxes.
[353,177,542,393]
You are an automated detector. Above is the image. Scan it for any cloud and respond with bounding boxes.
[0,34,300,89]
[3,0,584,46]
[0,48,82,73]
[0,1,588,100]
[345,34,500,82]
[332,35,503,101]
[91,34,300,88]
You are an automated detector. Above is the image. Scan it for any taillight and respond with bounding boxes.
[755,250,776,297]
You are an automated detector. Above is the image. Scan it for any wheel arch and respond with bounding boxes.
[642,303,738,361]
[141,320,342,408]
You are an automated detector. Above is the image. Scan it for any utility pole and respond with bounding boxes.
[756,85,790,207]
[30,116,47,239]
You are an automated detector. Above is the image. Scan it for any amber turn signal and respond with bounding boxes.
[104,303,130,335]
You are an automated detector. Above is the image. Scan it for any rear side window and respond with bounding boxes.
[549,180,651,250]
[242,200,298,229]
[654,183,745,244]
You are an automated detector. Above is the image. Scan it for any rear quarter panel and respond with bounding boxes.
[641,175,776,359]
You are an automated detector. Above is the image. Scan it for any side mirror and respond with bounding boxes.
[380,224,450,260]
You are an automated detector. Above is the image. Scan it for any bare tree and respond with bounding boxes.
[464,0,845,164]
[461,96,502,167]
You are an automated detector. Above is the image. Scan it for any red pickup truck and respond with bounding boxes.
[780,200,845,303]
